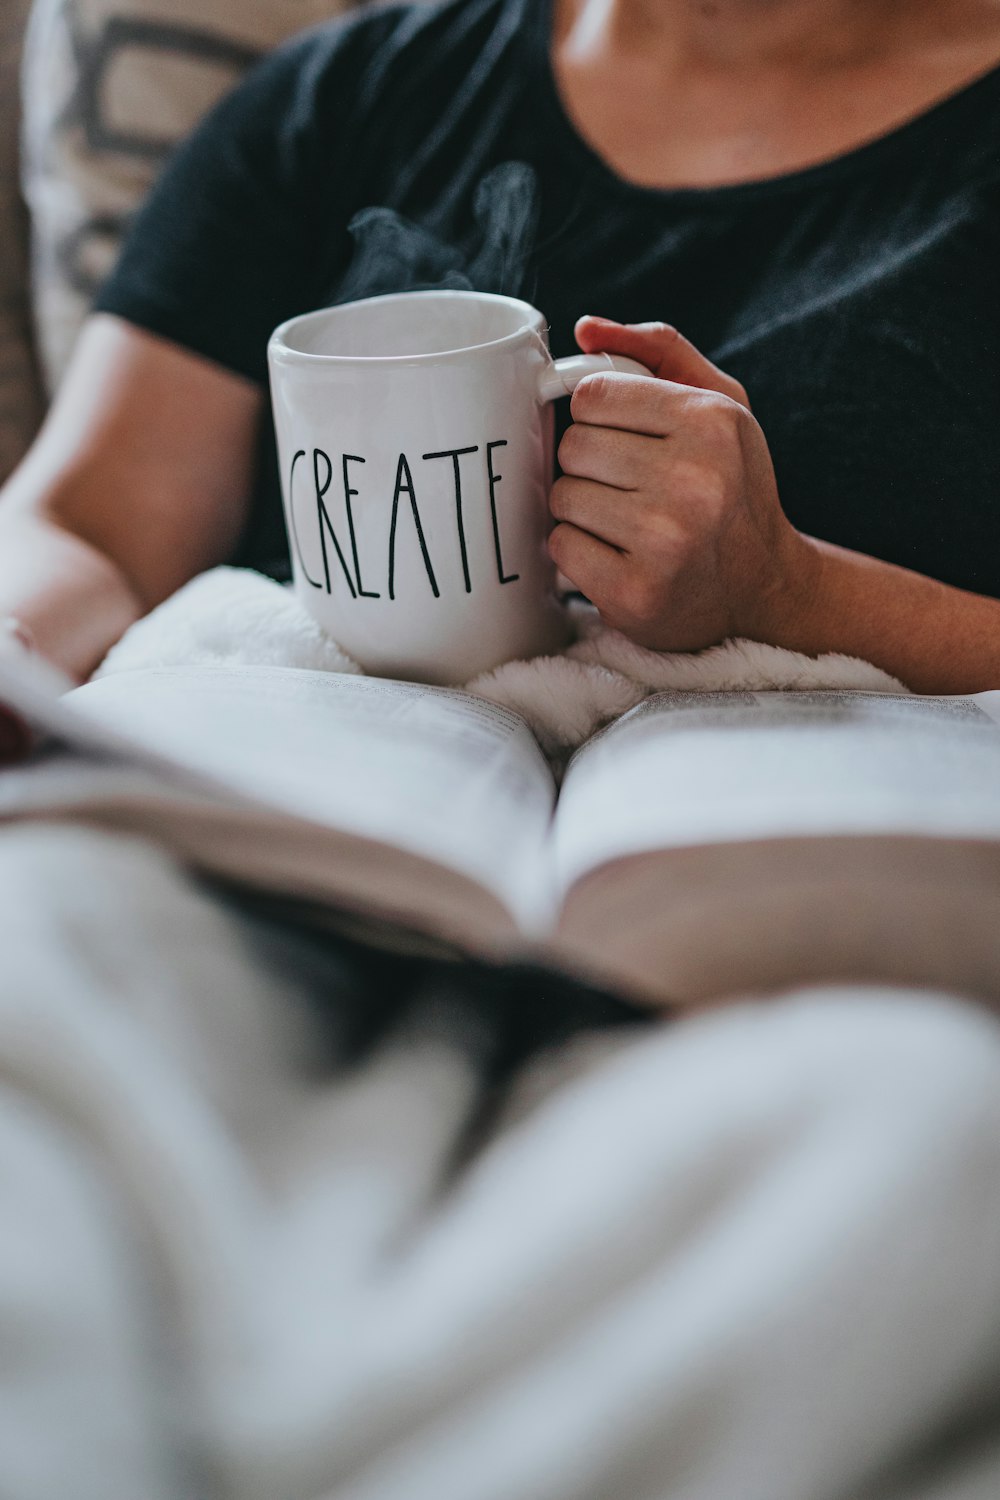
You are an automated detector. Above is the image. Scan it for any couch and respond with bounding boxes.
[0,0,372,488]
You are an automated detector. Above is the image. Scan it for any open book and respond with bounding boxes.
[2,656,1000,1006]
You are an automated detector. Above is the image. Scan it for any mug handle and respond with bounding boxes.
[537,352,651,404]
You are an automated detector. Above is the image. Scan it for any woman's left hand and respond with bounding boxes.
[549,315,816,651]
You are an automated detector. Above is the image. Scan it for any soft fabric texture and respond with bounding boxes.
[93,0,1000,593]
[1,819,999,1500]
[95,565,905,759]
[18,0,364,391]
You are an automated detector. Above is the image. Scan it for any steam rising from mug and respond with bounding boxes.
[268,289,649,682]
[265,165,650,684]
[336,162,540,303]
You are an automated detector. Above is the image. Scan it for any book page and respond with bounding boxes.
[552,689,1000,896]
[1,663,557,929]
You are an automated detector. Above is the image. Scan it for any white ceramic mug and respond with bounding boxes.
[268,289,647,684]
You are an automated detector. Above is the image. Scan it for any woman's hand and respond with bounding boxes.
[551,315,1000,693]
[549,315,816,651]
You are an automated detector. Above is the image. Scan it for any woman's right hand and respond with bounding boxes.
[0,619,36,764]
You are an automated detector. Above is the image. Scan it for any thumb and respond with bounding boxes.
[575,316,750,408]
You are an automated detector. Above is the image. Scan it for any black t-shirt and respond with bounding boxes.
[95,0,1000,595]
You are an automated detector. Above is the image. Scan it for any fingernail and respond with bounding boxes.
[579,315,617,327]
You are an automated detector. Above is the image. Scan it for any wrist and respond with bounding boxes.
[0,515,142,682]
[737,524,827,649]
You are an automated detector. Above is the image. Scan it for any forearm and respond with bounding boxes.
[753,534,1000,695]
[0,512,142,682]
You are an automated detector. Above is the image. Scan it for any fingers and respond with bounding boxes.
[547,521,627,602]
[558,420,665,490]
[575,316,750,409]
[566,367,742,449]
[553,316,759,644]
[559,393,747,502]
[568,370,690,437]
[549,476,634,551]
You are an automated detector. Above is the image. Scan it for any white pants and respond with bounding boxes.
[0,822,999,1500]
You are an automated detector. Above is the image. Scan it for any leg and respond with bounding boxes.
[255,988,1000,1500]
[0,821,409,1500]
[0,1088,181,1500]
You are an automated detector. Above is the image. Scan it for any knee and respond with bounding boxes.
[0,1090,169,1498]
[767,985,1000,1171]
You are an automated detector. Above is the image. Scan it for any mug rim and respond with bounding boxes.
[268,289,548,366]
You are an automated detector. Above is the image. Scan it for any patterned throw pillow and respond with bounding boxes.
[20,0,365,393]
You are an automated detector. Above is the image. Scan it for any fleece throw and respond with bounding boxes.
[94,566,904,759]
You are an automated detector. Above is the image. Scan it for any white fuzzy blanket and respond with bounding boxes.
[95,567,904,757]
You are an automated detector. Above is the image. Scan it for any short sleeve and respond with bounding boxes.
[92,21,367,384]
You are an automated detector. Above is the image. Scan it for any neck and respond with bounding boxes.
[558,0,913,71]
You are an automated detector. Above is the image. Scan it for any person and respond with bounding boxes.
[2,3,1000,1496]
[4,0,1000,698]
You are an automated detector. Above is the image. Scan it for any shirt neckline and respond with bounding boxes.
[527,0,1000,205]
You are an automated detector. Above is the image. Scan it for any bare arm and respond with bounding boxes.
[743,536,1000,697]
[0,313,264,681]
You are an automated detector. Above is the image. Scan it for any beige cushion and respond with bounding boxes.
[0,0,45,481]
[21,0,362,392]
